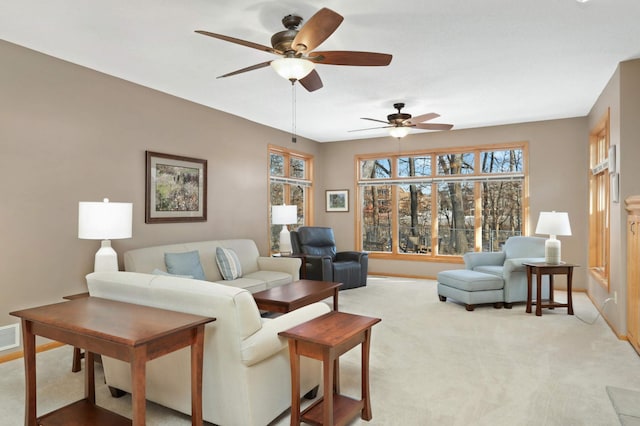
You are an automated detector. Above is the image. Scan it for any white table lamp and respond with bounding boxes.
[78,198,133,272]
[535,211,572,265]
[272,205,297,255]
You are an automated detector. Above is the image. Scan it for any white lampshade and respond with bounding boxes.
[272,205,297,255]
[535,211,572,264]
[535,211,572,237]
[270,58,315,81]
[389,126,410,139]
[271,205,297,225]
[78,198,133,272]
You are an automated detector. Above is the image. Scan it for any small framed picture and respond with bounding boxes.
[326,190,349,212]
[145,151,207,223]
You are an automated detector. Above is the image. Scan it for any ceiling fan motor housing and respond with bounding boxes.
[388,102,411,125]
[388,112,411,125]
[271,15,303,53]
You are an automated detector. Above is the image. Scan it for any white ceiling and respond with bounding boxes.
[2,0,640,142]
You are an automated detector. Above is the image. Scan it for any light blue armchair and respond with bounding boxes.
[463,236,549,307]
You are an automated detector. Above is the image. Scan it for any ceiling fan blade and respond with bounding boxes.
[406,113,440,125]
[349,125,393,132]
[195,30,281,55]
[292,8,343,53]
[217,61,273,78]
[298,69,323,92]
[414,123,454,131]
[361,117,391,124]
[309,51,392,66]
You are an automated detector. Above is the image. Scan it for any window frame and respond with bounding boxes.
[355,142,529,261]
[268,145,314,254]
[588,110,610,289]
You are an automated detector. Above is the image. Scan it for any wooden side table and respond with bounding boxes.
[524,262,577,316]
[279,311,381,426]
[11,297,215,426]
[62,292,90,372]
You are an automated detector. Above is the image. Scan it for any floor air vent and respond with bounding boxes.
[0,323,20,351]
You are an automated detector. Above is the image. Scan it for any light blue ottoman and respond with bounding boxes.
[437,269,504,311]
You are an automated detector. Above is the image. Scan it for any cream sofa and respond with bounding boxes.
[86,271,330,426]
[123,239,301,293]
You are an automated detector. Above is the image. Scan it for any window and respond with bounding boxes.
[588,110,610,289]
[357,143,527,259]
[269,145,313,253]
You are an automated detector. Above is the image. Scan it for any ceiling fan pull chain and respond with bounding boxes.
[291,82,297,143]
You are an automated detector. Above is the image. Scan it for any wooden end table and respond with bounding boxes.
[62,292,90,373]
[524,262,578,316]
[11,297,215,426]
[252,280,341,313]
[279,311,381,426]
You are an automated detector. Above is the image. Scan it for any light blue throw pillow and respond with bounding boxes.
[164,251,206,281]
[215,247,242,280]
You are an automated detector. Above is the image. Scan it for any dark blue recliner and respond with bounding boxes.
[290,226,368,290]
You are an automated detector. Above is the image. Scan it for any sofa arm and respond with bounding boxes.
[463,252,506,270]
[300,255,334,281]
[336,251,366,263]
[240,302,331,366]
[257,256,302,280]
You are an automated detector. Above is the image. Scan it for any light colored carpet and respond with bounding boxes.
[608,386,640,425]
[2,276,640,425]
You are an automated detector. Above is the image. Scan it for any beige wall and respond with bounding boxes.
[2,39,635,355]
[316,118,589,280]
[0,40,321,344]
[587,58,640,335]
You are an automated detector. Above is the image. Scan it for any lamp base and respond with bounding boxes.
[94,240,119,272]
[279,226,292,256]
[544,237,561,265]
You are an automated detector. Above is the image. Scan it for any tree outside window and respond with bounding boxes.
[357,143,527,258]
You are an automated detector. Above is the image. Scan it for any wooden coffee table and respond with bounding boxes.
[11,297,215,426]
[252,280,342,313]
[280,311,381,426]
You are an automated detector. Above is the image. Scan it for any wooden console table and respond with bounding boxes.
[279,311,381,426]
[524,262,577,316]
[11,297,215,426]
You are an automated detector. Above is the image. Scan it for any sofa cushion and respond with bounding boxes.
[219,277,267,293]
[164,251,206,281]
[244,270,292,289]
[216,247,243,280]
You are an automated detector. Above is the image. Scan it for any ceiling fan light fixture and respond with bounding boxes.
[389,126,410,139]
[270,58,314,81]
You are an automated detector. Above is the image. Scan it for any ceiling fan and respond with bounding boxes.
[195,7,392,92]
[351,103,454,138]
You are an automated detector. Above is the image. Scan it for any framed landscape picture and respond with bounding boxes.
[326,189,349,212]
[145,151,207,223]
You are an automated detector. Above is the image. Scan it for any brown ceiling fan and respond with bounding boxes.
[195,7,392,92]
[351,103,454,138]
